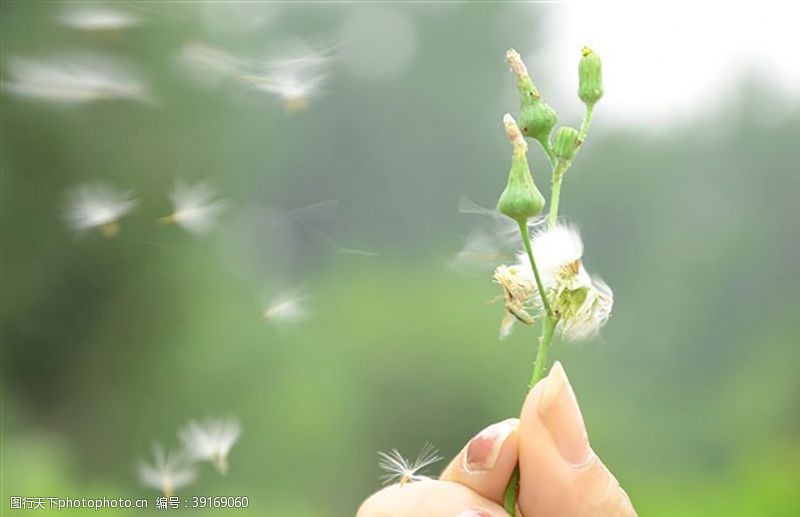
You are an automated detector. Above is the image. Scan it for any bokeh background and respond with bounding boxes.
[2,2,800,516]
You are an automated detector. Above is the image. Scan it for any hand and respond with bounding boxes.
[357,362,636,516]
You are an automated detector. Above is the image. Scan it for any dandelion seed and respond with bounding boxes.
[138,445,196,497]
[56,6,141,31]
[262,291,308,323]
[158,181,226,235]
[178,42,248,88]
[2,55,151,105]
[63,183,137,237]
[240,43,333,111]
[241,71,326,112]
[495,224,613,340]
[378,443,443,487]
[178,417,241,475]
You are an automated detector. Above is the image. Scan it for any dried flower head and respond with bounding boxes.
[158,181,226,235]
[138,445,196,497]
[3,55,150,105]
[496,224,613,340]
[505,48,530,83]
[63,183,137,237]
[179,417,241,474]
[494,264,537,339]
[378,443,443,487]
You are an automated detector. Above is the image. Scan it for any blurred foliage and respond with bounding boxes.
[2,2,800,516]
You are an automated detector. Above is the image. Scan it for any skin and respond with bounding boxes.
[357,362,636,517]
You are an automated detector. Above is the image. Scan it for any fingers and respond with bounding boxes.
[356,479,508,517]
[517,361,636,517]
[439,418,520,504]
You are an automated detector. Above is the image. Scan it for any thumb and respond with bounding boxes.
[517,361,636,517]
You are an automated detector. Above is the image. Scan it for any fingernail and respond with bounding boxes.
[463,419,517,473]
[534,361,591,465]
[456,509,493,517]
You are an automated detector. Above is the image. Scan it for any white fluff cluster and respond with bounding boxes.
[495,223,613,341]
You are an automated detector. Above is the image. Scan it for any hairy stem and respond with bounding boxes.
[502,315,558,515]
[530,316,557,388]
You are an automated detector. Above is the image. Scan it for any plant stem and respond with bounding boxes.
[503,221,560,515]
[545,105,594,230]
[538,137,557,167]
[579,104,594,143]
[502,314,558,516]
[504,105,593,517]
[503,467,520,513]
[547,161,568,228]
[530,316,557,388]
[517,221,552,319]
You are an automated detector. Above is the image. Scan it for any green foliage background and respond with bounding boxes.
[2,2,799,516]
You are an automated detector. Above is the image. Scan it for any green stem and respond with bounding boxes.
[547,161,568,228]
[529,316,557,388]
[517,221,552,319]
[577,104,594,151]
[502,315,558,515]
[538,137,557,167]
[545,104,593,229]
[503,222,560,515]
[503,467,519,514]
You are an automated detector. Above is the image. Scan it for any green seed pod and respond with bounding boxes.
[518,98,558,145]
[553,126,580,162]
[497,114,546,223]
[578,46,603,106]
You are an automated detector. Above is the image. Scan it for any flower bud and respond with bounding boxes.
[553,126,580,162]
[578,46,603,106]
[497,114,546,223]
[518,98,558,145]
[506,49,558,144]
